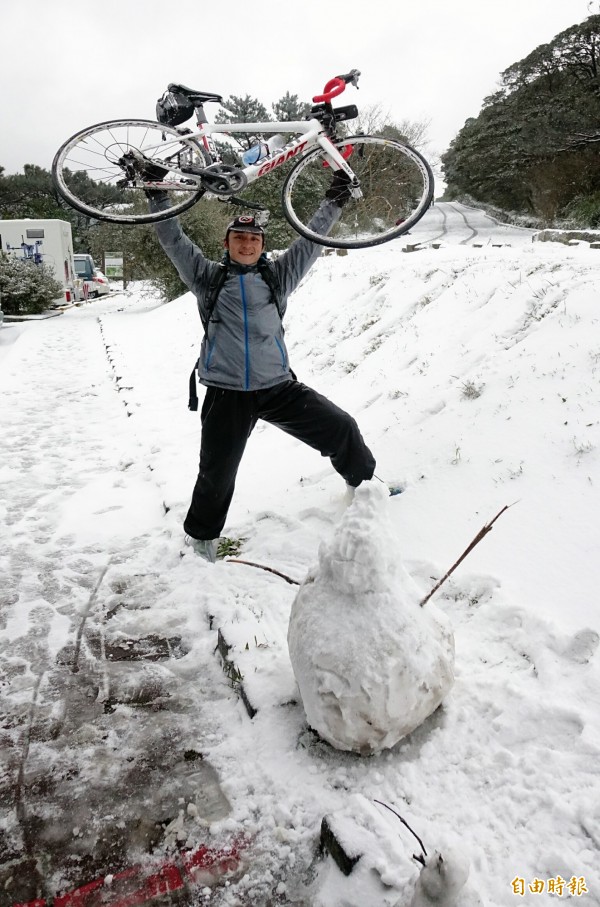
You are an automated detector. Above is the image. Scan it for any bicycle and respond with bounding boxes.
[52,69,434,250]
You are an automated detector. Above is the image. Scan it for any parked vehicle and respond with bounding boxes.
[92,268,111,296]
[0,218,78,305]
[73,252,95,287]
[73,254,110,298]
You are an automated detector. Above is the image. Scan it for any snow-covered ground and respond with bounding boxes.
[1,202,599,906]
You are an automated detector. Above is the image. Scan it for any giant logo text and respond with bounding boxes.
[257,141,309,176]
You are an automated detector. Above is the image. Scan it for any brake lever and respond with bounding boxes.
[337,69,361,89]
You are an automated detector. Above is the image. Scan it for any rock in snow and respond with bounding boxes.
[287,481,455,754]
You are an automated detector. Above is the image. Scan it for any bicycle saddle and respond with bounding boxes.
[167,83,223,105]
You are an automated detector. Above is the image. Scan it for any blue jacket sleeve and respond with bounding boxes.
[273,200,342,313]
[149,196,212,303]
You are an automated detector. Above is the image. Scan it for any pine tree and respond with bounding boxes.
[0,165,64,220]
[272,92,311,122]
[215,95,271,124]
[442,14,600,222]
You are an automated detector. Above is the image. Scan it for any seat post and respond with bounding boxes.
[194,104,208,125]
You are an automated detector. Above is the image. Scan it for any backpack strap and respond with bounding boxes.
[188,357,200,411]
[191,264,228,410]
[201,262,229,336]
[257,257,284,318]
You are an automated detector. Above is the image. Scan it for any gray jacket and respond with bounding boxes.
[153,201,340,391]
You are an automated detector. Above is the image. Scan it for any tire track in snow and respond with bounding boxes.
[408,202,448,246]
[446,202,478,244]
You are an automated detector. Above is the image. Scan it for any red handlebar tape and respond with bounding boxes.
[312,77,346,104]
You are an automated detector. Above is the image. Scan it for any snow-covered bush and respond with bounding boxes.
[0,254,63,314]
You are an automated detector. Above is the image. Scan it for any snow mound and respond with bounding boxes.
[287,481,455,754]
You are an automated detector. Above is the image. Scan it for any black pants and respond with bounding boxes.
[183,380,376,540]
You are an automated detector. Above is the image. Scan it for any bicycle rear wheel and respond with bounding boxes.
[282,135,434,249]
[52,119,208,224]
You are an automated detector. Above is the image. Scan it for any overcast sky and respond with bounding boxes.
[0,0,594,175]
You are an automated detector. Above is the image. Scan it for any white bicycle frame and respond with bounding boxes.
[149,117,359,194]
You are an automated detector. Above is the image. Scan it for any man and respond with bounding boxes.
[150,175,375,562]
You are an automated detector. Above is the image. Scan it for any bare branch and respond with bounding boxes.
[373,800,428,858]
[419,504,516,607]
[226,558,301,585]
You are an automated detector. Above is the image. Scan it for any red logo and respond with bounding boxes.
[257,141,308,176]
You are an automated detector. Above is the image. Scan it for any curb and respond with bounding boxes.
[3,311,64,321]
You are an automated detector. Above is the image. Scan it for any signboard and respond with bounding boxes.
[104,253,123,278]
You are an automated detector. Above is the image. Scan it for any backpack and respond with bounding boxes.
[188,258,284,410]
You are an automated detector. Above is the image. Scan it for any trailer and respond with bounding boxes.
[0,218,78,305]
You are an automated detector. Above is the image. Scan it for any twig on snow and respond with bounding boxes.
[373,799,428,863]
[419,503,516,607]
[226,559,301,585]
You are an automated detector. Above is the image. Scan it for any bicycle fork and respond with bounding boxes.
[317,135,363,200]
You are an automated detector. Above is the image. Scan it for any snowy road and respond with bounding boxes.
[408,200,534,247]
[1,212,600,906]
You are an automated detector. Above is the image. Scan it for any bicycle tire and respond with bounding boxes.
[281,135,434,249]
[52,119,208,225]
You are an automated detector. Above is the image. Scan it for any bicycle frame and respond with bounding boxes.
[147,117,356,193]
[206,120,352,179]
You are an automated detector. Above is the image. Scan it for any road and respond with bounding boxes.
[408,200,535,247]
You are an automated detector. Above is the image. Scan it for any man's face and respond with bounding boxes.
[226,230,264,266]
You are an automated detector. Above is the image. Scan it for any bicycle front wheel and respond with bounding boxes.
[282,135,434,249]
[52,119,208,224]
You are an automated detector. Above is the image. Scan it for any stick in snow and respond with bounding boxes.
[226,558,301,585]
[373,799,428,863]
[419,504,514,607]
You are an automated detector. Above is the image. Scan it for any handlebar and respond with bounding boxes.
[312,68,361,104]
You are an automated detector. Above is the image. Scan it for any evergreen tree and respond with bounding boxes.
[272,92,311,122]
[442,14,600,222]
[0,165,64,220]
[214,94,272,159]
[215,95,271,124]
[0,165,123,230]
